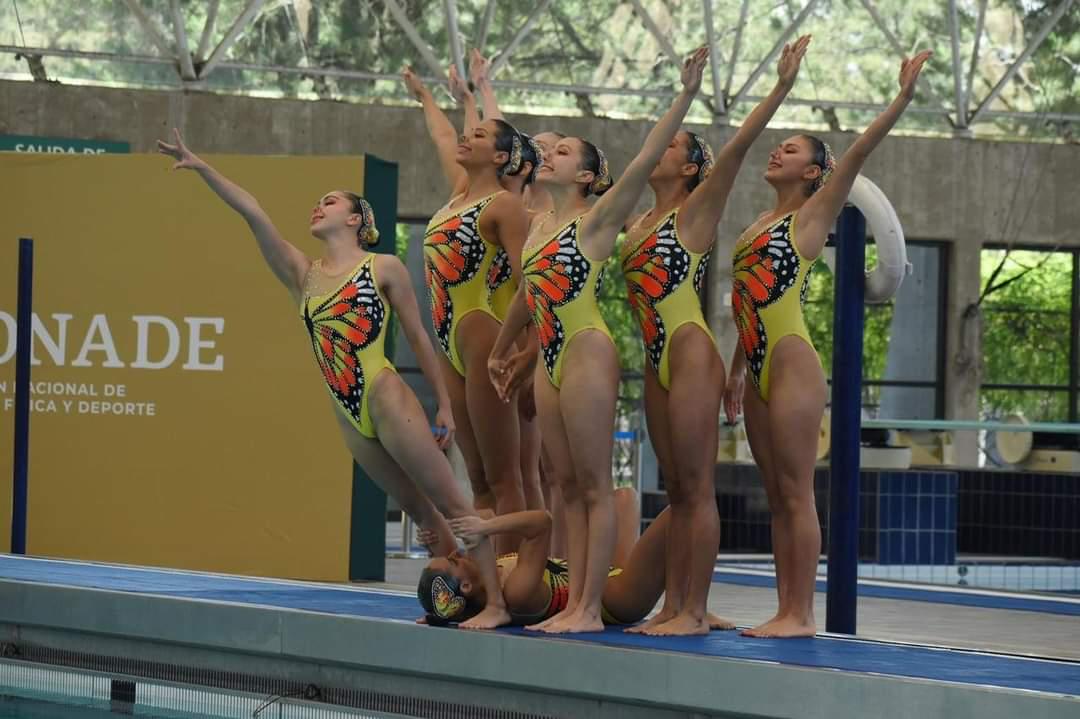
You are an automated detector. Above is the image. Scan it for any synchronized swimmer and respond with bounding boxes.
[160,37,930,637]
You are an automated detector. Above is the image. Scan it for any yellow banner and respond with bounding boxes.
[0,153,367,580]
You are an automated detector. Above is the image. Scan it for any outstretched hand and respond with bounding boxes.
[469,48,491,89]
[898,50,932,101]
[402,66,428,101]
[680,46,709,95]
[156,128,204,171]
[777,35,811,87]
[447,64,471,103]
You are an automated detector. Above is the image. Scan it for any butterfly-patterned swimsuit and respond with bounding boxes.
[497,554,627,626]
[424,191,516,376]
[301,255,395,439]
[620,208,715,390]
[731,211,817,401]
[522,216,613,389]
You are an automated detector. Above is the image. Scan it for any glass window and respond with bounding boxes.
[804,240,946,418]
[979,248,1076,423]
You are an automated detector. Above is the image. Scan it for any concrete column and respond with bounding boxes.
[944,239,983,466]
[880,244,942,419]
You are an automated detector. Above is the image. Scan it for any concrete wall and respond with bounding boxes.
[4,80,1078,462]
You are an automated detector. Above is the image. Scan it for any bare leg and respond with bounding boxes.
[526,371,584,631]
[543,448,569,558]
[743,337,824,639]
[543,332,619,635]
[368,371,509,630]
[438,353,491,511]
[518,393,546,511]
[647,327,731,636]
[626,367,684,634]
[612,486,641,568]
[460,313,526,554]
[741,378,789,634]
[333,405,455,557]
[603,507,672,623]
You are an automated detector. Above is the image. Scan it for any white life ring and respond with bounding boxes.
[846,175,911,303]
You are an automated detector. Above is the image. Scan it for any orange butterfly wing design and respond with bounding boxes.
[621,216,689,371]
[423,208,487,357]
[303,263,385,426]
[731,216,799,389]
[524,223,591,378]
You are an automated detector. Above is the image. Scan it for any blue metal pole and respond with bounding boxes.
[11,237,34,555]
[825,207,865,635]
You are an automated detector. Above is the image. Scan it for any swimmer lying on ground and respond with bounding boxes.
[417,488,734,632]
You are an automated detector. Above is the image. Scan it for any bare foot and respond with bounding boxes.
[625,606,678,634]
[742,615,815,638]
[643,613,709,637]
[739,612,782,637]
[707,612,736,631]
[536,612,575,634]
[543,609,603,634]
[526,605,575,632]
[459,605,511,631]
[415,616,428,625]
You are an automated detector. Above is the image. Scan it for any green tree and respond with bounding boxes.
[978,248,1075,422]
[802,245,897,408]
[5,1,1077,139]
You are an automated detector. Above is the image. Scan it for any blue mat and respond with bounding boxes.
[2,556,1078,697]
[711,569,1080,617]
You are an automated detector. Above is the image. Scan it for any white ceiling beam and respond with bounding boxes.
[732,0,820,108]
[489,0,553,79]
[196,0,222,63]
[170,0,197,81]
[199,0,270,80]
[969,0,1077,126]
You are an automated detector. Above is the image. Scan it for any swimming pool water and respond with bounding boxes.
[0,693,197,718]
[1,673,413,719]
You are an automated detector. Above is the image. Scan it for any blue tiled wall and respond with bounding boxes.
[874,471,958,565]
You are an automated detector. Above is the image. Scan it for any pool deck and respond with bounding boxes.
[2,554,1079,719]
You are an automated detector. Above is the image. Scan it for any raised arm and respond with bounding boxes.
[377,255,456,450]
[682,37,809,237]
[448,64,481,134]
[157,129,309,298]
[488,192,530,280]
[469,49,504,121]
[402,67,469,198]
[795,51,932,260]
[580,47,708,257]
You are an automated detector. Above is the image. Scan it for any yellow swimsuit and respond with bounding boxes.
[424,191,516,376]
[498,554,626,626]
[620,208,715,390]
[731,211,817,401]
[301,255,396,438]
[521,216,613,388]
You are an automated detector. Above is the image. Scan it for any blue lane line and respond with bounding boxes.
[711,569,1080,617]
[1,556,1078,697]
